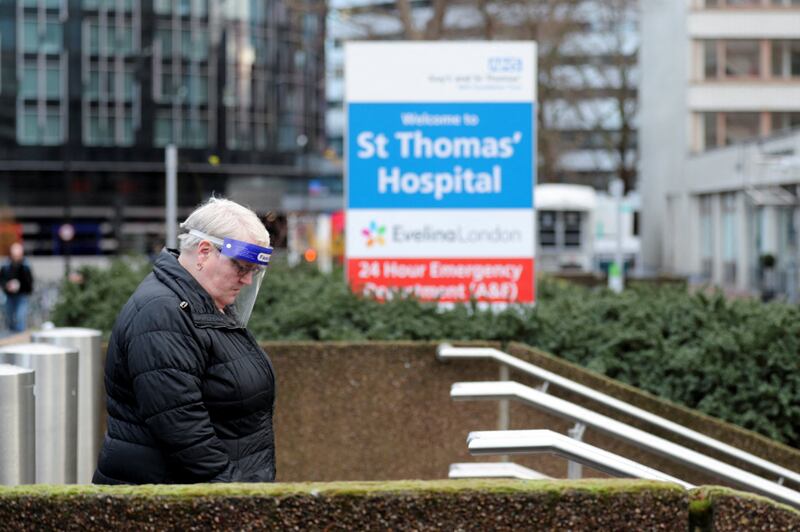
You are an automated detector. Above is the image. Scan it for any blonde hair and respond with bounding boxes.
[178,197,270,251]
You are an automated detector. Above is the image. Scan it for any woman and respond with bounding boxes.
[93,198,277,484]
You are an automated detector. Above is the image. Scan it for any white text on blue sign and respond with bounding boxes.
[347,103,534,209]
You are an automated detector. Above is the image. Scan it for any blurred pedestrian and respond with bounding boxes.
[93,197,277,484]
[0,242,33,333]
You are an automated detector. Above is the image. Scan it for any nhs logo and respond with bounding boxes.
[488,56,523,73]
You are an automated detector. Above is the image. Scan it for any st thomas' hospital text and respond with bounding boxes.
[356,129,525,201]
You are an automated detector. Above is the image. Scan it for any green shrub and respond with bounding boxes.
[50,258,153,332]
[50,258,800,447]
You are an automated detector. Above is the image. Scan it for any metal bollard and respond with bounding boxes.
[32,328,104,485]
[0,343,79,484]
[0,364,36,485]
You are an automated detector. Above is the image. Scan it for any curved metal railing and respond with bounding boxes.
[437,344,800,487]
[451,380,800,508]
[466,429,692,488]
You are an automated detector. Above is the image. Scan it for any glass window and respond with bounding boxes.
[178,0,191,16]
[725,112,759,144]
[188,74,207,104]
[724,40,759,77]
[42,22,62,54]
[155,110,173,146]
[772,41,800,78]
[772,112,800,132]
[85,112,112,145]
[539,211,557,247]
[22,19,38,53]
[18,108,39,144]
[183,118,207,147]
[232,120,252,149]
[249,0,266,23]
[86,69,100,98]
[564,211,582,247]
[793,41,800,77]
[154,0,171,14]
[160,72,174,99]
[123,67,135,100]
[704,41,718,79]
[86,113,100,144]
[21,66,38,98]
[155,29,172,57]
[255,119,268,150]
[192,0,207,17]
[43,107,62,144]
[87,23,99,54]
[99,115,111,142]
[104,69,114,96]
[120,111,134,146]
[778,206,796,262]
[303,14,318,34]
[181,30,192,58]
[82,0,99,8]
[704,112,718,150]
[277,124,296,151]
[772,41,785,77]
[699,195,713,279]
[721,193,737,284]
[193,30,209,61]
[104,27,115,53]
[45,65,61,98]
[294,50,306,69]
[251,34,268,63]
[116,26,134,54]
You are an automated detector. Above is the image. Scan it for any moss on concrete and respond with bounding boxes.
[0,478,683,499]
[4,478,797,530]
[690,486,800,531]
[0,479,689,531]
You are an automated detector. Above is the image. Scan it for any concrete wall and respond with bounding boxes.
[268,341,800,490]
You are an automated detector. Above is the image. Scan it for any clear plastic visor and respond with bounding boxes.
[188,229,273,326]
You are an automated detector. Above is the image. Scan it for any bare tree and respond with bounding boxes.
[331,0,638,191]
[570,0,639,192]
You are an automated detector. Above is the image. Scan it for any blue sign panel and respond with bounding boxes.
[347,102,534,209]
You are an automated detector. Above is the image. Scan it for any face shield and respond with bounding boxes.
[188,229,273,327]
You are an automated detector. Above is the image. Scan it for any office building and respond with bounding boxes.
[0,0,327,256]
[639,0,800,294]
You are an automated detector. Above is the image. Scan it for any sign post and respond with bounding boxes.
[165,144,177,250]
[345,42,537,304]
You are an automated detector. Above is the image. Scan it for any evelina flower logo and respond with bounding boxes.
[362,221,386,247]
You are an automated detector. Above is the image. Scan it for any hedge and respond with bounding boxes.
[51,258,800,448]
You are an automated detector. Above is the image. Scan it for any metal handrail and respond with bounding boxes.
[448,462,552,480]
[467,429,693,488]
[438,344,800,487]
[452,380,800,508]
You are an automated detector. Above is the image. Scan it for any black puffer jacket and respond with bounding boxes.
[93,249,276,484]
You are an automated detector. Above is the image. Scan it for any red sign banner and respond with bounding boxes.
[347,258,535,303]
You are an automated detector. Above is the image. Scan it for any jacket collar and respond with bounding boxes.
[152,249,240,329]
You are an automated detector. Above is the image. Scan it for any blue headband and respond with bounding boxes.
[188,229,273,266]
